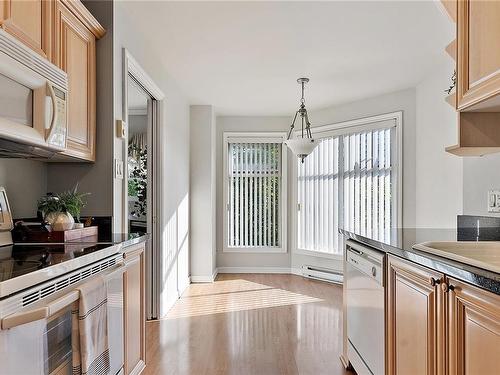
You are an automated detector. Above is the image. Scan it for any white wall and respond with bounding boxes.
[463,154,500,217]
[0,159,47,218]
[190,105,217,280]
[114,1,191,317]
[415,59,463,227]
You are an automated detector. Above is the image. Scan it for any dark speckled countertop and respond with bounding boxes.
[340,228,500,295]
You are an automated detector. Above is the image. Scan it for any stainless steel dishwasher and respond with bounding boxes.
[345,239,385,375]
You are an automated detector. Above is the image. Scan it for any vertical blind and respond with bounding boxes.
[343,127,393,242]
[297,137,340,254]
[297,123,396,255]
[227,142,282,248]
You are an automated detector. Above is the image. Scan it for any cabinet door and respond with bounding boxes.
[387,255,446,375]
[123,243,146,375]
[54,0,96,161]
[457,0,500,109]
[448,278,500,375]
[0,0,51,58]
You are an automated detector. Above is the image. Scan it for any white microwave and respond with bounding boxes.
[0,29,68,153]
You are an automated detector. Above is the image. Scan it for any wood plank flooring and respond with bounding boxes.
[143,274,352,375]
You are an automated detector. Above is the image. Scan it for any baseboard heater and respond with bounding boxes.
[301,265,343,284]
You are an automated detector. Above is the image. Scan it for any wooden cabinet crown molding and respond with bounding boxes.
[60,0,105,39]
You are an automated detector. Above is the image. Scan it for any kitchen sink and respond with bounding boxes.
[413,241,500,274]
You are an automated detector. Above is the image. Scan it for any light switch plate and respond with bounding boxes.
[114,159,124,179]
[116,120,127,139]
[487,190,500,212]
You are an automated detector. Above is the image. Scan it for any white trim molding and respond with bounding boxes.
[217,267,291,274]
[222,131,288,254]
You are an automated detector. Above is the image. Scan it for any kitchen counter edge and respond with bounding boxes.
[341,230,500,295]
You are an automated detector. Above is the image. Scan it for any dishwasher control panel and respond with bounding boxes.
[346,243,384,285]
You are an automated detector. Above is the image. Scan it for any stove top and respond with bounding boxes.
[0,243,111,283]
[0,243,120,298]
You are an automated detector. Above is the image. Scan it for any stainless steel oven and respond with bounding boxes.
[0,257,125,375]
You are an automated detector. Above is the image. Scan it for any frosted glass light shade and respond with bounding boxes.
[284,138,317,160]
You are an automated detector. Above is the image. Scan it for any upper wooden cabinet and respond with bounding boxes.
[53,0,104,161]
[387,255,446,375]
[447,277,500,375]
[457,0,500,110]
[0,0,51,59]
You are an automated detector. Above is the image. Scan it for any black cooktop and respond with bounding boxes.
[0,243,111,282]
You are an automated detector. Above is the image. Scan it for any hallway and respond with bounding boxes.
[143,274,351,375]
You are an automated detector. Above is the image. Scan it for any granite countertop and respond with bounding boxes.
[340,228,500,295]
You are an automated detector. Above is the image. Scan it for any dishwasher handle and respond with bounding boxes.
[346,246,384,285]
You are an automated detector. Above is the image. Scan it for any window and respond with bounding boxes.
[223,133,287,252]
[295,113,401,257]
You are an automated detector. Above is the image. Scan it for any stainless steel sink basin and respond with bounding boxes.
[413,241,500,274]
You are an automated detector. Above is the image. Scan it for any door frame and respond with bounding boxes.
[122,48,164,319]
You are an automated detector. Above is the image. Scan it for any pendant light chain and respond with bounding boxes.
[284,77,317,163]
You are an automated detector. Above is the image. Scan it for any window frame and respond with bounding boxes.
[222,132,288,253]
[291,111,403,259]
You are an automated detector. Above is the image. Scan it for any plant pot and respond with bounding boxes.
[45,212,75,231]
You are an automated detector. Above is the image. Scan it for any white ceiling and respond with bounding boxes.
[121,1,454,116]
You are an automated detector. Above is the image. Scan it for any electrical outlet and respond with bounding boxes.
[487,190,500,212]
[114,159,124,179]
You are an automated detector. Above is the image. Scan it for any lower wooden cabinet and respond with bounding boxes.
[387,255,446,375]
[387,255,500,375]
[448,277,500,375]
[123,242,146,375]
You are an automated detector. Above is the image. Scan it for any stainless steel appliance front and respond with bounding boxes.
[345,240,385,375]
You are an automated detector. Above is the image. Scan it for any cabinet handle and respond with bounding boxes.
[429,277,441,287]
[441,283,454,292]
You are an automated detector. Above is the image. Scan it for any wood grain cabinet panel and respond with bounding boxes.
[0,0,51,58]
[53,0,96,161]
[123,243,146,375]
[457,0,500,109]
[447,277,500,375]
[387,255,446,375]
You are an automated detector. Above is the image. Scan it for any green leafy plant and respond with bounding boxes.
[128,143,147,217]
[37,184,89,222]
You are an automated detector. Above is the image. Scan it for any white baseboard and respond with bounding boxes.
[191,275,214,283]
[217,266,291,274]
[212,267,219,281]
[290,267,303,276]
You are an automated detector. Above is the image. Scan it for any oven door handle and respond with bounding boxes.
[1,290,79,330]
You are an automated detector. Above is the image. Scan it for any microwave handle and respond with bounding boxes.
[45,82,58,139]
[1,264,125,330]
[0,289,79,330]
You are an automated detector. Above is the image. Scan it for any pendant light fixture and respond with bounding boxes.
[284,77,316,163]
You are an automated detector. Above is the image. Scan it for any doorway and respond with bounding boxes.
[123,49,165,320]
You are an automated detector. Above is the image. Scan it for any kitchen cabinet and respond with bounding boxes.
[0,0,51,59]
[53,0,104,161]
[123,242,146,375]
[457,0,500,110]
[447,277,500,375]
[387,255,446,375]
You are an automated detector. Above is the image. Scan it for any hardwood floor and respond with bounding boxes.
[143,274,352,375]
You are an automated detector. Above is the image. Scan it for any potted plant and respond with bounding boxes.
[37,185,89,231]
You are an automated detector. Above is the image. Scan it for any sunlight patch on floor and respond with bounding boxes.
[167,279,323,319]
